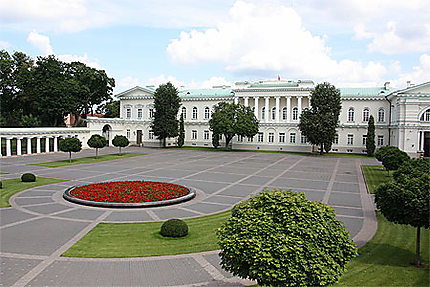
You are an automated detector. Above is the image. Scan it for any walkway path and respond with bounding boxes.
[0,147,378,286]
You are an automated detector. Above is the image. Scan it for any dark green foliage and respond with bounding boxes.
[178,113,185,148]
[212,133,220,148]
[209,102,259,148]
[21,173,36,182]
[160,219,188,237]
[375,158,429,266]
[0,181,2,189]
[87,134,107,158]
[375,146,410,174]
[112,135,129,154]
[217,189,357,287]
[97,100,120,118]
[366,115,376,156]
[151,82,181,147]
[20,114,41,127]
[299,82,341,154]
[59,137,82,162]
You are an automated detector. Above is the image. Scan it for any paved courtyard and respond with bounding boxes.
[0,147,378,286]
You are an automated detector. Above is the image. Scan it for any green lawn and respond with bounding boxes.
[362,165,392,193]
[0,177,67,208]
[62,210,231,258]
[30,152,146,167]
[175,146,372,158]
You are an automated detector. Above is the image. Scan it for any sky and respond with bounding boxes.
[1,0,429,94]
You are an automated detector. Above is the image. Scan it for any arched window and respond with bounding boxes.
[363,108,370,122]
[261,107,265,120]
[181,107,187,119]
[292,107,298,121]
[271,107,276,120]
[420,108,430,122]
[282,107,287,120]
[348,107,355,122]
[204,107,210,119]
[378,108,385,122]
[192,107,198,119]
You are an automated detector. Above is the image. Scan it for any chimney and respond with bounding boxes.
[384,81,390,90]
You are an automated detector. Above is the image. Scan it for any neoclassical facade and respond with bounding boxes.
[87,80,430,157]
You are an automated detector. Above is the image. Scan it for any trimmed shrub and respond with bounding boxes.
[21,173,36,182]
[160,219,188,238]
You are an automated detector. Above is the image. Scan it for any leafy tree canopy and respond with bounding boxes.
[112,135,129,154]
[299,82,341,154]
[375,146,410,173]
[58,137,82,162]
[151,82,181,147]
[87,134,107,158]
[97,100,120,118]
[217,189,357,286]
[209,102,259,148]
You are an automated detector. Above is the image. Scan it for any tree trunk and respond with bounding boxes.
[320,143,324,155]
[119,146,122,155]
[163,137,166,148]
[69,151,72,163]
[415,227,421,266]
[96,148,98,158]
[225,135,232,149]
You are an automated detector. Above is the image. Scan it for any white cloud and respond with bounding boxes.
[27,31,54,55]
[391,54,430,88]
[167,0,388,86]
[58,54,100,69]
[188,77,232,89]
[0,40,11,49]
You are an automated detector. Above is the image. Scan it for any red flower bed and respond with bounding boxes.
[69,181,190,203]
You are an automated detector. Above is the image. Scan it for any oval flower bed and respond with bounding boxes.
[63,181,195,207]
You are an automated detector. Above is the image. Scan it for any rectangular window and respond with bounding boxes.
[333,134,339,145]
[268,132,274,143]
[137,108,143,119]
[347,134,354,145]
[289,132,296,144]
[279,133,285,143]
[362,135,367,146]
[149,130,154,140]
[149,108,154,119]
[301,134,307,144]
[126,129,130,139]
[204,130,209,140]
[126,108,131,119]
[237,135,243,142]
[258,132,264,143]
[192,130,197,140]
[377,135,384,146]
[248,136,254,142]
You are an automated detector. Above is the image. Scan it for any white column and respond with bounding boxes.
[286,96,291,123]
[234,96,239,104]
[420,131,425,151]
[45,137,50,153]
[297,96,302,118]
[27,137,32,154]
[307,96,312,110]
[264,97,270,122]
[275,97,280,123]
[254,97,259,119]
[16,137,22,156]
[6,138,11,156]
[244,97,249,107]
[53,136,58,152]
[36,137,41,153]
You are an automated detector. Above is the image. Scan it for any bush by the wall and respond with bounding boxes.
[21,173,36,182]
[160,219,188,237]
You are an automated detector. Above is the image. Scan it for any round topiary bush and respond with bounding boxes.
[160,219,188,238]
[21,173,36,182]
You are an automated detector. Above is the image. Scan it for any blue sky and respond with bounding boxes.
[1,0,429,94]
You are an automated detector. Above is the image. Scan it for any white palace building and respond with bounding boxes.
[86,79,430,157]
[1,79,429,157]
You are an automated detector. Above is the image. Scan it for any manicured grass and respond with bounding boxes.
[0,177,67,208]
[30,152,146,168]
[362,165,391,193]
[174,146,372,158]
[337,213,429,286]
[0,172,8,174]
[62,210,231,258]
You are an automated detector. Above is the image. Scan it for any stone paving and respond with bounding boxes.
[0,147,378,286]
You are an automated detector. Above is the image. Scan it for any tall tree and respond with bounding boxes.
[375,158,429,266]
[299,82,341,154]
[97,100,120,118]
[151,82,181,147]
[366,115,376,156]
[209,102,259,148]
[178,113,185,148]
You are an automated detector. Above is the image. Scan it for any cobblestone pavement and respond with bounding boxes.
[0,147,378,286]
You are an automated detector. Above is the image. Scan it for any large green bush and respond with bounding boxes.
[217,189,357,287]
[21,173,36,182]
[375,146,410,174]
[160,219,188,238]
